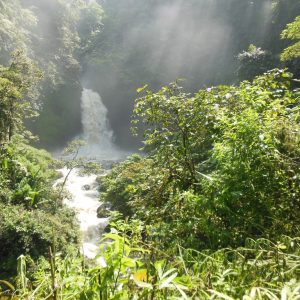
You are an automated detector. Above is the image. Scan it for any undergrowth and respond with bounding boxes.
[1,218,299,299]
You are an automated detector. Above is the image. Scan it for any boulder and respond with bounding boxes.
[82,184,91,191]
[97,202,111,218]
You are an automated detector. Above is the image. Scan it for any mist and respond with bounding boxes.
[81,0,278,149]
[1,0,297,150]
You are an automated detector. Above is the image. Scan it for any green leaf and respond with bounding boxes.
[0,280,15,291]
[159,272,178,289]
[133,279,153,289]
[137,85,148,93]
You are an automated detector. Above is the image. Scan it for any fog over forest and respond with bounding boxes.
[1,0,298,150]
[81,0,278,149]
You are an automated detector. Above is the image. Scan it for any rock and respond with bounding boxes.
[82,184,91,191]
[104,224,111,233]
[97,202,112,218]
[97,208,110,218]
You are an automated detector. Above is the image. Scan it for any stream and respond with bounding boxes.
[57,167,109,259]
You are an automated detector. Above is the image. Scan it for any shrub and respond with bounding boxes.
[102,70,300,250]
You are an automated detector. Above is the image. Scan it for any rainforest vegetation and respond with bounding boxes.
[0,0,300,299]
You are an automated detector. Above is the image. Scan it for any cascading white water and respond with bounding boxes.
[81,89,114,150]
[57,88,129,259]
[79,88,127,160]
[57,168,108,259]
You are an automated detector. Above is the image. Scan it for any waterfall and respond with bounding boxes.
[56,88,130,260]
[81,89,114,149]
[79,88,126,160]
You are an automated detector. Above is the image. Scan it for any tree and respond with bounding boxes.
[281,16,300,61]
[0,51,41,145]
[104,70,300,250]
[237,44,275,81]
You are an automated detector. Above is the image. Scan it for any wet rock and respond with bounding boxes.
[82,184,91,191]
[97,202,111,218]
[97,209,110,218]
[104,224,111,233]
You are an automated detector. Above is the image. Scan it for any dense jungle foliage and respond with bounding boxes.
[0,0,300,299]
[101,69,300,248]
[0,52,79,280]
[3,69,300,299]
